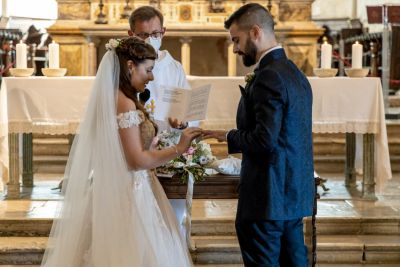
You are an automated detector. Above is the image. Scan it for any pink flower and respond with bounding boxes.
[186,147,195,155]
[152,136,159,145]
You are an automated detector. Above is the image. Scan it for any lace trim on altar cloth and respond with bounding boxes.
[117,110,145,129]
[3,121,80,135]
[312,121,379,134]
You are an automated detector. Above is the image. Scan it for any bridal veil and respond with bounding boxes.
[41,51,157,266]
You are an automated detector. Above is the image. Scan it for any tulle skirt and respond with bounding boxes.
[128,170,193,267]
[43,170,193,267]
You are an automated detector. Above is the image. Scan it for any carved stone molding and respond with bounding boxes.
[49,1,322,76]
[279,0,314,21]
[57,0,91,20]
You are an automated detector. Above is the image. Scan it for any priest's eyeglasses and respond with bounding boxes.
[135,30,165,39]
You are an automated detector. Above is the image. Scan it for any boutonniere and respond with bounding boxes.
[244,72,255,84]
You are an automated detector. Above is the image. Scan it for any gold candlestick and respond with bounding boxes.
[121,0,133,20]
[95,0,108,24]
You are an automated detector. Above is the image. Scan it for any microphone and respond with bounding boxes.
[139,88,150,104]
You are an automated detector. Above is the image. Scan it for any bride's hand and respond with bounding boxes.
[149,137,159,151]
[176,127,202,154]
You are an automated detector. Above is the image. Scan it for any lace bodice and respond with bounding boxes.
[117,110,156,149]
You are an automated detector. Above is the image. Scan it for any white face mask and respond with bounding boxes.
[145,36,162,53]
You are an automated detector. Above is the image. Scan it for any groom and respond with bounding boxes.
[203,3,314,266]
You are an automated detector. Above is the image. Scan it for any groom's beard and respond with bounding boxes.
[240,38,257,67]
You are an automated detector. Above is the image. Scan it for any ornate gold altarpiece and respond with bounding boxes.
[49,0,323,76]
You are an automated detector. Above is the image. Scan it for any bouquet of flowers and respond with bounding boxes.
[156,130,215,183]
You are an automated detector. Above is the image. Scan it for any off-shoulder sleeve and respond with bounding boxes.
[116,110,145,129]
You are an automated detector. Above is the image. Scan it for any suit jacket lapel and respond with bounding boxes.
[239,85,247,97]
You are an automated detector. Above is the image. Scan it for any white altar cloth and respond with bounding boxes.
[0,76,391,192]
[0,77,94,189]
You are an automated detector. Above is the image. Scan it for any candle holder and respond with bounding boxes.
[41,68,67,77]
[344,68,369,78]
[209,0,225,13]
[313,68,338,78]
[95,0,108,24]
[9,68,34,77]
[121,0,133,19]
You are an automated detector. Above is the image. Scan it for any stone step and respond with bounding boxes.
[389,142,400,152]
[313,155,345,173]
[192,235,400,265]
[389,95,400,108]
[32,138,70,156]
[0,220,52,237]
[32,134,71,139]
[388,156,400,172]
[192,236,241,265]
[31,154,400,174]
[0,237,46,265]
[0,235,398,265]
[0,215,398,238]
[313,155,400,173]
[2,264,400,267]
[191,217,400,237]
[196,265,400,267]
[32,156,68,174]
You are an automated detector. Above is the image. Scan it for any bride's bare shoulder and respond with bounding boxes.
[117,90,136,114]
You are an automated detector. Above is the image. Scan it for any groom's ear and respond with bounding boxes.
[128,30,134,37]
[250,25,261,41]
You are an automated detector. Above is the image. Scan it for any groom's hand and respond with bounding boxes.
[202,130,228,142]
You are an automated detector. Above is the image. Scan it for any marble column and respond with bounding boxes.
[345,133,357,188]
[87,36,100,76]
[7,134,20,199]
[226,39,237,76]
[180,37,192,75]
[22,133,33,187]
[362,134,377,200]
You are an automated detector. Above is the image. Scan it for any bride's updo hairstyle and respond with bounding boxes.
[115,37,157,129]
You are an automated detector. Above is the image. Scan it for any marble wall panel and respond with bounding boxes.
[58,2,91,20]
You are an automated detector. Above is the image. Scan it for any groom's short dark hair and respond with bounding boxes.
[224,3,274,34]
[129,6,164,31]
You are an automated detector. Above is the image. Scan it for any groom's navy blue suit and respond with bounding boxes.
[227,48,314,267]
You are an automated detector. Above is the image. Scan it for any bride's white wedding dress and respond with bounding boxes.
[41,50,193,267]
[116,110,193,267]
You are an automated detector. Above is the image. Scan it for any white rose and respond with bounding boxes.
[173,162,185,168]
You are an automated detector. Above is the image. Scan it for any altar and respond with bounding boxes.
[0,76,392,199]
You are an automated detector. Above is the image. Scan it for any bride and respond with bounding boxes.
[41,37,200,267]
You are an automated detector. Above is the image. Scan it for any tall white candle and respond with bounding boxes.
[352,41,363,69]
[320,41,332,69]
[16,40,27,69]
[49,41,60,69]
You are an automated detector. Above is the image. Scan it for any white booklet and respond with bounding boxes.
[154,84,211,122]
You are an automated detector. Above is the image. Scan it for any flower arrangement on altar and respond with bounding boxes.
[156,130,215,183]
